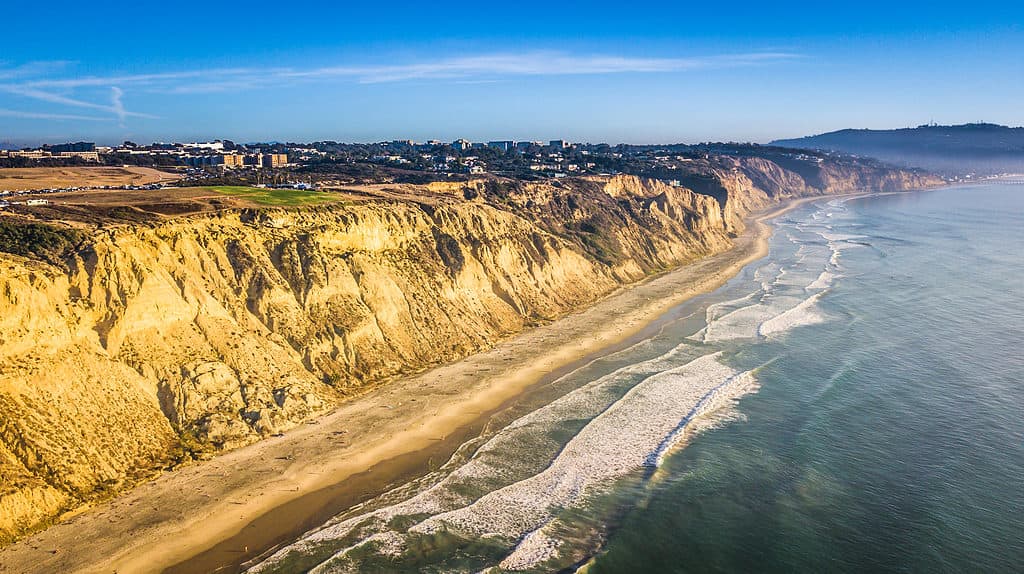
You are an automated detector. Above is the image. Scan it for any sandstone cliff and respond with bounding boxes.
[0,163,941,543]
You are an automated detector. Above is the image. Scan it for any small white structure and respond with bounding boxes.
[182,141,225,151]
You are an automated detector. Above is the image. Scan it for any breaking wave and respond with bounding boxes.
[250,348,754,573]
[758,292,827,337]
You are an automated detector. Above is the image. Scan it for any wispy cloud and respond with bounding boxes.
[10,53,795,89]
[0,51,799,125]
[285,52,800,83]
[18,68,262,90]
[0,108,109,121]
[4,85,115,111]
[0,60,73,81]
[0,85,158,119]
[110,86,127,126]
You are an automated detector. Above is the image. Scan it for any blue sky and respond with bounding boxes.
[2,1,1022,146]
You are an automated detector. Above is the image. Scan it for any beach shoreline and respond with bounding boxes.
[0,193,849,574]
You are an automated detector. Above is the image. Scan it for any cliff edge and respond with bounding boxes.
[0,160,941,542]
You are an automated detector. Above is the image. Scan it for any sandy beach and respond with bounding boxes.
[0,195,822,574]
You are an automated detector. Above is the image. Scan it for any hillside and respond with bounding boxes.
[0,157,941,543]
[772,123,1024,176]
[0,166,180,192]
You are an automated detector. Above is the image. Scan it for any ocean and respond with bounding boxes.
[249,183,1024,573]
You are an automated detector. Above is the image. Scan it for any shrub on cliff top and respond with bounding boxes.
[0,219,85,267]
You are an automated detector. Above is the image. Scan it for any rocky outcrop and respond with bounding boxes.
[0,162,942,543]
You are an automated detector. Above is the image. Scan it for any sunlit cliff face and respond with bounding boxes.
[0,164,941,543]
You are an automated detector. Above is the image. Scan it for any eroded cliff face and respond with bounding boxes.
[0,164,941,542]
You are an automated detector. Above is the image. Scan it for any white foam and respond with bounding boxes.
[648,370,759,467]
[754,261,783,284]
[500,528,563,570]
[774,266,829,290]
[498,368,759,570]
[758,292,827,337]
[794,245,812,264]
[701,284,831,343]
[818,231,866,242]
[699,302,776,342]
[829,246,842,266]
[806,270,835,291]
[704,290,761,323]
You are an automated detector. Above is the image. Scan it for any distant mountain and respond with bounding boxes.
[772,123,1024,176]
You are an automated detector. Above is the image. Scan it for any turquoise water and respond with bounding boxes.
[250,184,1024,573]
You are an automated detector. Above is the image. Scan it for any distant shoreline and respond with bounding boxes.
[0,190,904,574]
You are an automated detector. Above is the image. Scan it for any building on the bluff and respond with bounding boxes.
[222,153,246,168]
[487,141,515,152]
[56,151,100,161]
[261,153,288,168]
[48,142,96,153]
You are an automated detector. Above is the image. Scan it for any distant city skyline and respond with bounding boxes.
[3,1,1022,146]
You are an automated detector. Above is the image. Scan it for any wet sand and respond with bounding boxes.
[0,196,823,574]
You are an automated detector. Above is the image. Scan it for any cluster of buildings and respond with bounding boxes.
[1,141,100,162]
[364,138,581,175]
[3,136,791,186]
[3,137,582,173]
[376,138,574,154]
[2,140,288,169]
[450,139,571,152]
[182,152,288,169]
[114,141,289,169]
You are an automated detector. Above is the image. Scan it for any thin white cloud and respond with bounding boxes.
[0,51,799,124]
[279,51,800,83]
[12,53,796,90]
[4,85,114,111]
[0,60,73,81]
[165,78,269,94]
[1,85,158,119]
[110,86,126,126]
[18,68,265,90]
[0,108,109,121]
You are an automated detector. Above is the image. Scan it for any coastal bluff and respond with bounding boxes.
[0,160,940,542]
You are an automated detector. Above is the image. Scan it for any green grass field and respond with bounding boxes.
[206,186,336,206]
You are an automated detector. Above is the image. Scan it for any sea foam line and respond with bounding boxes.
[409,354,740,537]
[758,291,827,337]
[646,368,759,468]
[419,353,750,570]
[250,343,715,572]
[499,362,760,571]
[254,353,749,573]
